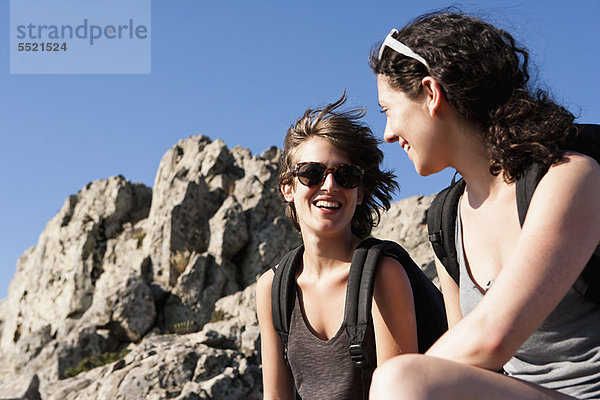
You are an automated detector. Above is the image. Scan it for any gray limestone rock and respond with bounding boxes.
[372,194,438,283]
[40,329,261,399]
[0,175,152,372]
[208,195,248,260]
[230,146,302,286]
[0,299,5,345]
[162,253,234,333]
[145,137,232,288]
[84,271,156,342]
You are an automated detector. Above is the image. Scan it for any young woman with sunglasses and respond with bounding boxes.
[256,94,419,399]
[368,11,600,399]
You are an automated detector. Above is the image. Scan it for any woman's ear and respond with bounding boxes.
[421,76,444,117]
[281,183,295,203]
[357,187,364,205]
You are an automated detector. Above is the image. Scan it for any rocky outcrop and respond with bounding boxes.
[0,135,434,399]
[372,194,437,283]
[37,284,262,400]
[1,176,153,383]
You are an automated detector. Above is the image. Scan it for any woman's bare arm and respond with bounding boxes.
[256,269,295,400]
[372,256,419,364]
[434,256,462,328]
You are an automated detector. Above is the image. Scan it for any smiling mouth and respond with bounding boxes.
[314,200,341,210]
[399,140,410,153]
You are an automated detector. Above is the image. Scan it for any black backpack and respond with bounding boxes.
[271,237,448,399]
[427,124,600,305]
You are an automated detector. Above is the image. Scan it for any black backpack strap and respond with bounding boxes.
[344,238,448,360]
[271,244,304,363]
[427,178,466,285]
[516,161,548,226]
[343,238,391,400]
[344,237,382,368]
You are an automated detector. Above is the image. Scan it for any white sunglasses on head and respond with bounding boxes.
[378,28,430,69]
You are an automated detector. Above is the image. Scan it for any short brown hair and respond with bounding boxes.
[278,93,398,238]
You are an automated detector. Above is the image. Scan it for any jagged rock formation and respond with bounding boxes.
[372,194,437,283]
[0,135,435,400]
[38,284,261,400]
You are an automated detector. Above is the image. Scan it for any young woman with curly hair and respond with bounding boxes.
[369,10,600,400]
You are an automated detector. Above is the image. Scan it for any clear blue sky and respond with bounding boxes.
[1,0,599,300]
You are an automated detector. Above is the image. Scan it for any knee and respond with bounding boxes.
[370,354,433,399]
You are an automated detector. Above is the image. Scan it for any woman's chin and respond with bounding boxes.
[413,163,432,177]
[414,160,444,177]
[301,221,351,238]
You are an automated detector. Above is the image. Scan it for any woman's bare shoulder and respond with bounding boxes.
[376,255,412,291]
[256,268,275,297]
[551,151,600,176]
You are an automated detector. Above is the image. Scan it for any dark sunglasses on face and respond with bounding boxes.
[291,162,365,189]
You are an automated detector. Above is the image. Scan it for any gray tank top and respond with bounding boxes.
[286,290,376,400]
[456,203,600,399]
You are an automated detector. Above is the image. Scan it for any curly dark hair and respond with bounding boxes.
[278,93,398,238]
[369,10,575,182]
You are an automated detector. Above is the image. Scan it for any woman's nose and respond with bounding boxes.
[383,119,397,143]
[320,170,338,191]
